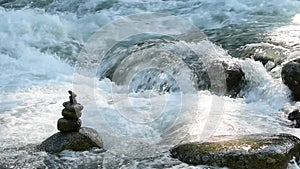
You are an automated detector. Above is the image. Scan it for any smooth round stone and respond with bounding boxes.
[63,101,84,112]
[57,118,81,132]
[62,108,82,119]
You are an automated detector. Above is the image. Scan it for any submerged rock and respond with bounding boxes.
[170,133,300,169]
[281,58,300,101]
[38,127,103,153]
[289,110,300,121]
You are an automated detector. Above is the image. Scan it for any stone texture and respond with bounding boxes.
[288,109,300,128]
[222,60,245,97]
[57,118,81,132]
[38,127,103,153]
[62,108,82,119]
[207,59,246,97]
[170,133,300,169]
[237,43,289,71]
[281,58,300,101]
[63,101,84,112]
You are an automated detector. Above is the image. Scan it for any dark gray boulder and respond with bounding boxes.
[38,127,103,153]
[208,59,246,97]
[288,109,300,128]
[281,58,300,101]
[222,60,245,97]
[170,133,300,169]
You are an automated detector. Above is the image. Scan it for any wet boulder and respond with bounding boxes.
[237,43,289,71]
[38,127,103,153]
[207,59,246,97]
[281,58,300,101]
[222,60,245,97]
[288,110,300,121]
[170,133,300,169]
[97,38,246,97]
[288,109,300,128]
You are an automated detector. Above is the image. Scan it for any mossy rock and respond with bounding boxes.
[170,133,300,169]
[38,127,103,153]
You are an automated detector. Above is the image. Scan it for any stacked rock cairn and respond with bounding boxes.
[57,90,83,132]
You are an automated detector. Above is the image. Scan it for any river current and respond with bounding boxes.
[1,0,300,168]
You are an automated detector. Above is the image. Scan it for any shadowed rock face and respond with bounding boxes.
[38,127,103,153]
[170,133,300,169]
[288,110,300,121]
[225,62,245,97]
[288,109,300,128]
[205,59,246,97]
[281,58,300,101]
[220,60,245,97]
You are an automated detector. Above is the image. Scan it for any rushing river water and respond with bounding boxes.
[1,0,300,168]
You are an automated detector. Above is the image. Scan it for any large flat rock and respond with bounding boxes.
[38,127,103,153]
[170,133,300,169]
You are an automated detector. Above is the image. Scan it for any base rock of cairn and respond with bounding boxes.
[38,127,103,153]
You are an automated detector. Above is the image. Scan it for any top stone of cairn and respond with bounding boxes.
[68,90,77,104]
[63,91,83,112]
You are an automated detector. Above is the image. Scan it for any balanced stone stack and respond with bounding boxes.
[38,90,103,153]
[57,91,83,132]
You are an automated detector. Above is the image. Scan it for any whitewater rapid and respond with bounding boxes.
[1,0,300,168]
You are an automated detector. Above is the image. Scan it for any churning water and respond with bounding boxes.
[1,0,300,168]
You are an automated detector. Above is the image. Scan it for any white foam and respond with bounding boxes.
[1,0,300,168]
